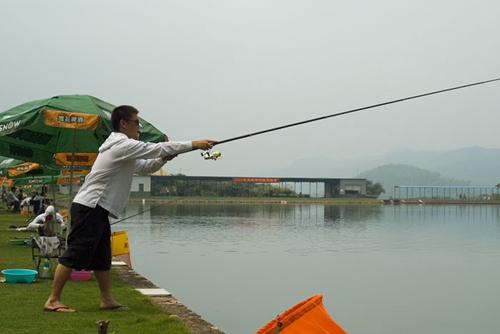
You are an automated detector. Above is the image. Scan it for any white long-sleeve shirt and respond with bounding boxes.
[6,190,19,203]
[73,132,192,218]
[28,212,66,231]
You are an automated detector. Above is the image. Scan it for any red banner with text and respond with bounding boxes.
[232,177,279,183]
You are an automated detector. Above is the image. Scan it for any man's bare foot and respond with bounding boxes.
[100,301,129,310]
[100,305,130,310]
[44,305,76,313]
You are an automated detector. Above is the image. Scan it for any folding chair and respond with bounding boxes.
[31,236,66,278]
[31,220,66,278]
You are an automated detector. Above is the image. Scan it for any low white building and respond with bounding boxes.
[130,175,151,197]
[130,170,169,196]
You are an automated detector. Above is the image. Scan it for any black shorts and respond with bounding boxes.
[59,203,111,271]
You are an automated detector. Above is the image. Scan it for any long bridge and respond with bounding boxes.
[394,185,500,200]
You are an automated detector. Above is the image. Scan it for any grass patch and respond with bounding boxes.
[0,211,191,334]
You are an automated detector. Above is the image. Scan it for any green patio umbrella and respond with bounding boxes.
[0,156,59,191]
[0,95,167,169]
[0,156,59,178]
[0,156,57,217]
[14,175,55,187]
[14,174,84,193]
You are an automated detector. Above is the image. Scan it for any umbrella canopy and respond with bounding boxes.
[0,156,59,178]
[0,177,13,187]
[14,175,55,187]
[10,173,84,186]
[0,95,167,169]
[0,156,60,189]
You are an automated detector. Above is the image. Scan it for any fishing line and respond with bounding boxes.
[110,202,168,225]
[213,77,500,146]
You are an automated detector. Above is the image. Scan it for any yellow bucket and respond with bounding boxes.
[59,209,69,223]
[20,210,29,217]
[110,231,130,256]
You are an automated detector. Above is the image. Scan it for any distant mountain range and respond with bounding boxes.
[256,146,500,193]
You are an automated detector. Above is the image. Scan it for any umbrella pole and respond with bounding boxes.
[65,129,77,243]
[51,174,55,209]
[49,174,57,236]
[69,129,76,200]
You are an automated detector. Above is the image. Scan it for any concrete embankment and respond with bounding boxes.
[381,199,500,205]
[129,197,382,205]
[130,197,500,206]
[113,262,224,334]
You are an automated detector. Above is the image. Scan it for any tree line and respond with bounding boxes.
[151,175,385,197]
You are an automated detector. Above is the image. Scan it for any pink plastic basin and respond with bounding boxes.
[70,269,91,281]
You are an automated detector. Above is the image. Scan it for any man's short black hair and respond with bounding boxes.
[111,105,139,131]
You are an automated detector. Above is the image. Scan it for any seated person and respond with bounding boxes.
[6,187,20,212]
[16,205,66,236]
[17,189,24,201]
[21,190,41,211]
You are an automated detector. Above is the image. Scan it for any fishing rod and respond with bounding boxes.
[110,202,168,226]
[22,78,500,226]
[113,77,500,223]
[206,77,500,151]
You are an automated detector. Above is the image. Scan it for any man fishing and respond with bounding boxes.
[44,105,216,313]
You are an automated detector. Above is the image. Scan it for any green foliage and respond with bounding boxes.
[153,178,298,197]
[366,180,385,195]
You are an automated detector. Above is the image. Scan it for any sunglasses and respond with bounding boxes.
[124,119,142,127]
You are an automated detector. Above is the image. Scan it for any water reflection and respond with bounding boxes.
[113,203,500,334]
[324,204,383,223]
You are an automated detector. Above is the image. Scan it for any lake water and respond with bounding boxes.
[112,203,500,334]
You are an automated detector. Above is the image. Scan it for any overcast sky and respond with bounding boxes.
[1,0,499,176]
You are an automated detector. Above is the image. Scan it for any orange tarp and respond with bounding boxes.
[255,294,347,334]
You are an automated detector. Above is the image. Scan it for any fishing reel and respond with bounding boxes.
[201,150,222,161]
